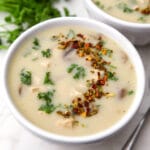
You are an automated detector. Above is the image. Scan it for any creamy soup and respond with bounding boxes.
[93,0,150,23]
[8,26,136,136]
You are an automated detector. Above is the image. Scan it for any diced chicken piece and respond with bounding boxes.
[30,87,40,93]
[40,61,50,68]
[56,118,76,128]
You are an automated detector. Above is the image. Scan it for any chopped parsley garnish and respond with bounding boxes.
[128,90,134,95]
[39,104,56,114]
[38,90,56,114]
[95,1,105,9]
[41,48,52,58]
[67,64,86,79]
[38,90,55,101]
[32,38,40,50]
[67,64,78,73]
[137,16,146,22]
[107,71,118,81]
[20,69,32,85]
[117,3,133,13]
[44,72,54,85]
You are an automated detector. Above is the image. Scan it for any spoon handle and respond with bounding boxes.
[122,108,150,150]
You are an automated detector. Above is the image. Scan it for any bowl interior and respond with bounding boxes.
[2,17,145,143]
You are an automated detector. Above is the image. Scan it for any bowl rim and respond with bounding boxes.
[2,17,145,143]
[85,0,150,28]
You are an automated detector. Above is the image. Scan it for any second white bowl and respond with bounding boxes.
[85,0,150,45]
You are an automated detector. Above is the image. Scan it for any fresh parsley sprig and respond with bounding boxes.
[44,72,54,85]
[67,64,86,79]
[41,49,52,58]
[0,0,72,50]
[20,69,32,85]
[117,2,133,13]
[38,90,56,114]
[107,71,118,81]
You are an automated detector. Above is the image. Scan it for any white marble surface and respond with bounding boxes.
[0,0,150,150]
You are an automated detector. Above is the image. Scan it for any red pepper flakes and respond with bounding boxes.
[134,6,150,15]
[55,31,114,119]
[141,7,150,15]
[56,110,72,118]
[77,33,85,40]
[71,40,80,49]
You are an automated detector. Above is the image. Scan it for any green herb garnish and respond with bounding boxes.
[32,38,40,50]
[107,71,118,81]
[38,90,54,101]
[44,72,54,85]
[94,1,105,9]
[117,3,133,13]
[38,90,56,114]
[137,16,146,22]
[39,104,56,114]
[20,69,32,85]
[128,90,134,95]
[67,64,86,79]
[67,64,78,73]
[41,48,51,58]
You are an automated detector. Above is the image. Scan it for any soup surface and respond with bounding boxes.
[93,0,150,23]
[8,26,136,136]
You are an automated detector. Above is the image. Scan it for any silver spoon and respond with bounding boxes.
[122,107,150,150]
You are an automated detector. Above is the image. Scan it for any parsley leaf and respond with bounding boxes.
[117,3,133,13]
[44,72,54,85]
[41,48,52,58]
[67,64,86,79]
[67,64,78,73]
[107,71,118,81]
[94,1,105,9]
[32,38,40,50]
[20,69,32,85]
[38,90,54,102]
[128,90,134,95]
[37,90,56,114]
[39,103,56,114]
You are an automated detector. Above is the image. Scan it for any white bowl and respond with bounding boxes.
[2,17,145,143]
[85,0,150,46]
